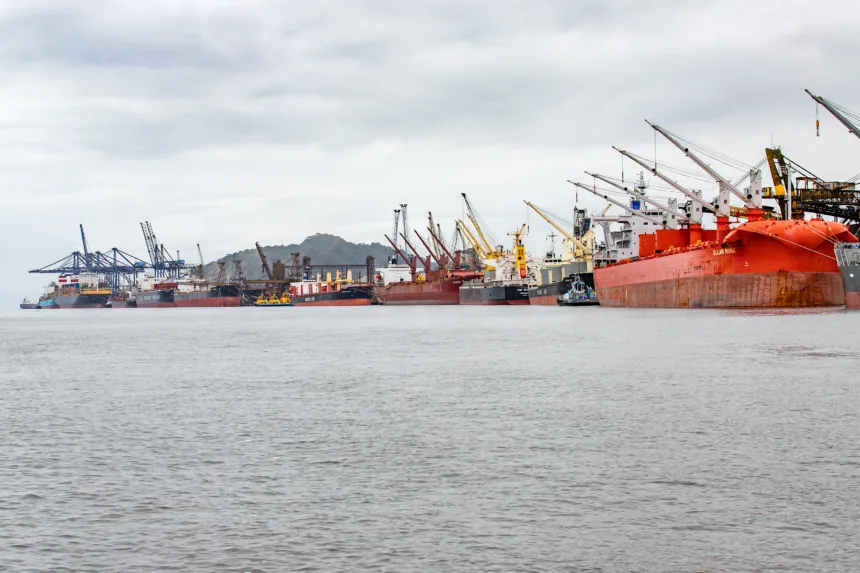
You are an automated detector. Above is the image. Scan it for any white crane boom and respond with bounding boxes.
[647,121,756,208]
[585,172,690,221]
[613,147,715,217]
[568,181,665,226]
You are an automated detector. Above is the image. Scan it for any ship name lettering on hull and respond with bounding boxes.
[712,248,737,256]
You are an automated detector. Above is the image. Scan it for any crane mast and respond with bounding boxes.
[414,230,447,268]
[79,224,91,272]
[427,212,443,260]
[391,209,401,262]
[806,89,860,141]
[399,204,409,257]
[400,233,431,276]
[255,241,273,280]
[647,121,760,210]
[456,219,490,259]
[613,147,709,221]
[461,193,498,255]
[428,226,456,266]
[196,243,205,279]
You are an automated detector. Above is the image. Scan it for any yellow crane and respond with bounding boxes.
[508,223,528,279]
[523,201,593,262]
[456,219,490,259]
[461,193,502,257]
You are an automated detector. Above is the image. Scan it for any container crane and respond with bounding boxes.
[806,89,860,141]
[139,221,194,278]
[140,221,161,271]
[79,224,91,272]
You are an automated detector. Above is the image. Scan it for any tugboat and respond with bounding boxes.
[557,275,600,306]
[253,294,294,307]
[20,298,39,310]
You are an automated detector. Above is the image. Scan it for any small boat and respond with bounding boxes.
[20,298,39,310]
[253,295,294,307]
[557,275,600,307]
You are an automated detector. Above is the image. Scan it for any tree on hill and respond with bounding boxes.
[202,234,394,280]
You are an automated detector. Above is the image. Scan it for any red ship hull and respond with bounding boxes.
[527,294,557,306]
[596,220,857,308]
[845,292,860,309]
[377,273,481,305]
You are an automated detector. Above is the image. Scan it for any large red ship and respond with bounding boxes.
[376,270,482,305]
[583,122,860,308]
[595,220,857,307]
[376,223,482,305]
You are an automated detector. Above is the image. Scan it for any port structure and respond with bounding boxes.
[30,222,202,293]
[140,221,197,278]
[762,148,860,224]
[28,224,149,293]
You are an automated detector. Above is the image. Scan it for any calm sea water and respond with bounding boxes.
[1,307,858,572]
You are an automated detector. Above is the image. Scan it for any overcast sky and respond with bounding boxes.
[1,0,859,306]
